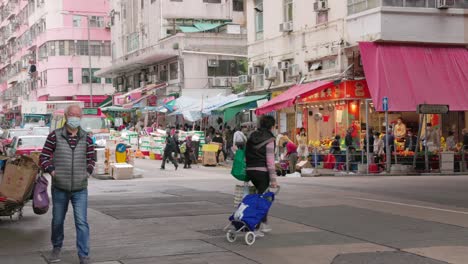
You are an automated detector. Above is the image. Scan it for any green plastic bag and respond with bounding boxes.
[231,148,248,182]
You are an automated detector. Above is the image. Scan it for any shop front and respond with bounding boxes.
[359,42,468,172]
[297,80,372,149]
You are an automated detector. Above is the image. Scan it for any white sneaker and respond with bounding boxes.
[260,223,272,233]
[254,230,265,237]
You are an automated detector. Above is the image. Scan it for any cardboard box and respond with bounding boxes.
[202,151,217,166]
[29,151,41,166]
[202,144,219,152]
[0,156,39,201]
[110,163,134,180]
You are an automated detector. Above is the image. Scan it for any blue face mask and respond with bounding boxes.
[67,117,81,129]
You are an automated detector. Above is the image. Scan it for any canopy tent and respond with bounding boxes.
[359,42,468,112]
[141,106,168,113]
[169,94,240,122]
[101,106,134,112]
[216,95,268,122]
[255,80,335,115]
[179,23,223,33]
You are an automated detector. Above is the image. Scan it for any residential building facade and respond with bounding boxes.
[0,0,114,121]
[247,0,467,93]
[97,0,247,107]
[246,0,468,140]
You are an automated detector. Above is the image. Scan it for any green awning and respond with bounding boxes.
[98,96,112,107]
[217,95,268,122]
[179,23,223,33]
[179,26,201,33]
[194,23,222,31]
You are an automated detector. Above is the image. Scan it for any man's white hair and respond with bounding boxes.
[65,104,82,116]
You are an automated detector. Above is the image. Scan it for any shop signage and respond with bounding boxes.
[417,104,449,114]
[382,97,388,111]
[299,80,370,103]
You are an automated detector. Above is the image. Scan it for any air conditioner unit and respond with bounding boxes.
[209,77,229,87]
[436,0,455,8]
[207,59,219,67]
[253,75,264,88]
[279,21,293,32]
[105,22,111,29]
[279,61,289,70]
[288,64,300,77]
[313,0,328,11]
[253,66,264,75]
[238,75,251,84]
[264,66,278,81]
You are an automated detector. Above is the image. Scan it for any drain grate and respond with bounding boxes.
[197,229,226,237]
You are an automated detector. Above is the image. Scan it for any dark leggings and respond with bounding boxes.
[247,170,269,223]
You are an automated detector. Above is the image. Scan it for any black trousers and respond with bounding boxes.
[247,170,269,223]
[184,151,192,167]
[161,151,178,168]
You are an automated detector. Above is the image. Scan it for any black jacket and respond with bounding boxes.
[245,129,275,168]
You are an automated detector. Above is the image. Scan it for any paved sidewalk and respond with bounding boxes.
[1,159,468,263]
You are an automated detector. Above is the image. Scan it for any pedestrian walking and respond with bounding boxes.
[183,135,194,169]
[373,132,385,171]
[331,135,341,171]
[446,131,456,151]
[283,140,298,173]
[39,105,94,264]
[212,131,225,163]
[245,115,277,237]
[404,130,418,152]
[233,126,248,150]
[224,126,234,160]
[296,128,309,159]
[161,129,178,170]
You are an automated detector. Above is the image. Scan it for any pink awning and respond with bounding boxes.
[359,42,468,112]
[73,95,108,103]
[255,80,334,115]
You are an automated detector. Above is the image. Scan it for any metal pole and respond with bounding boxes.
[385,110,390,173]
[87,16,93,107]
[365,99,370,174]
[424,115,429,172]
[413,113,424,169]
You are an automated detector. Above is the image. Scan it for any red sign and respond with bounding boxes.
[148,95,157,106]
[300,80,370,103]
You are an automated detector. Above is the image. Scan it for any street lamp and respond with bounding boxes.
[60,11,93,106]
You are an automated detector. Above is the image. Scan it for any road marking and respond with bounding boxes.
[348,197,468,215]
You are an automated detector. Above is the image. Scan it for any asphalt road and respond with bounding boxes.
[1,159,468,264]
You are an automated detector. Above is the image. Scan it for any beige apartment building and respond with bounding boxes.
[97,0,247,108]
[246,0,467,142]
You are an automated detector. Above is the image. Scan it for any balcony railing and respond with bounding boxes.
[348,0,468,15]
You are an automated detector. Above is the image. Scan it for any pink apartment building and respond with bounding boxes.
[0,0,114,121]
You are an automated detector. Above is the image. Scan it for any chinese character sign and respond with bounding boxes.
[299,80,370,103]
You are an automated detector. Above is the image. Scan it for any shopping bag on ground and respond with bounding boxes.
[231,148,248,181]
